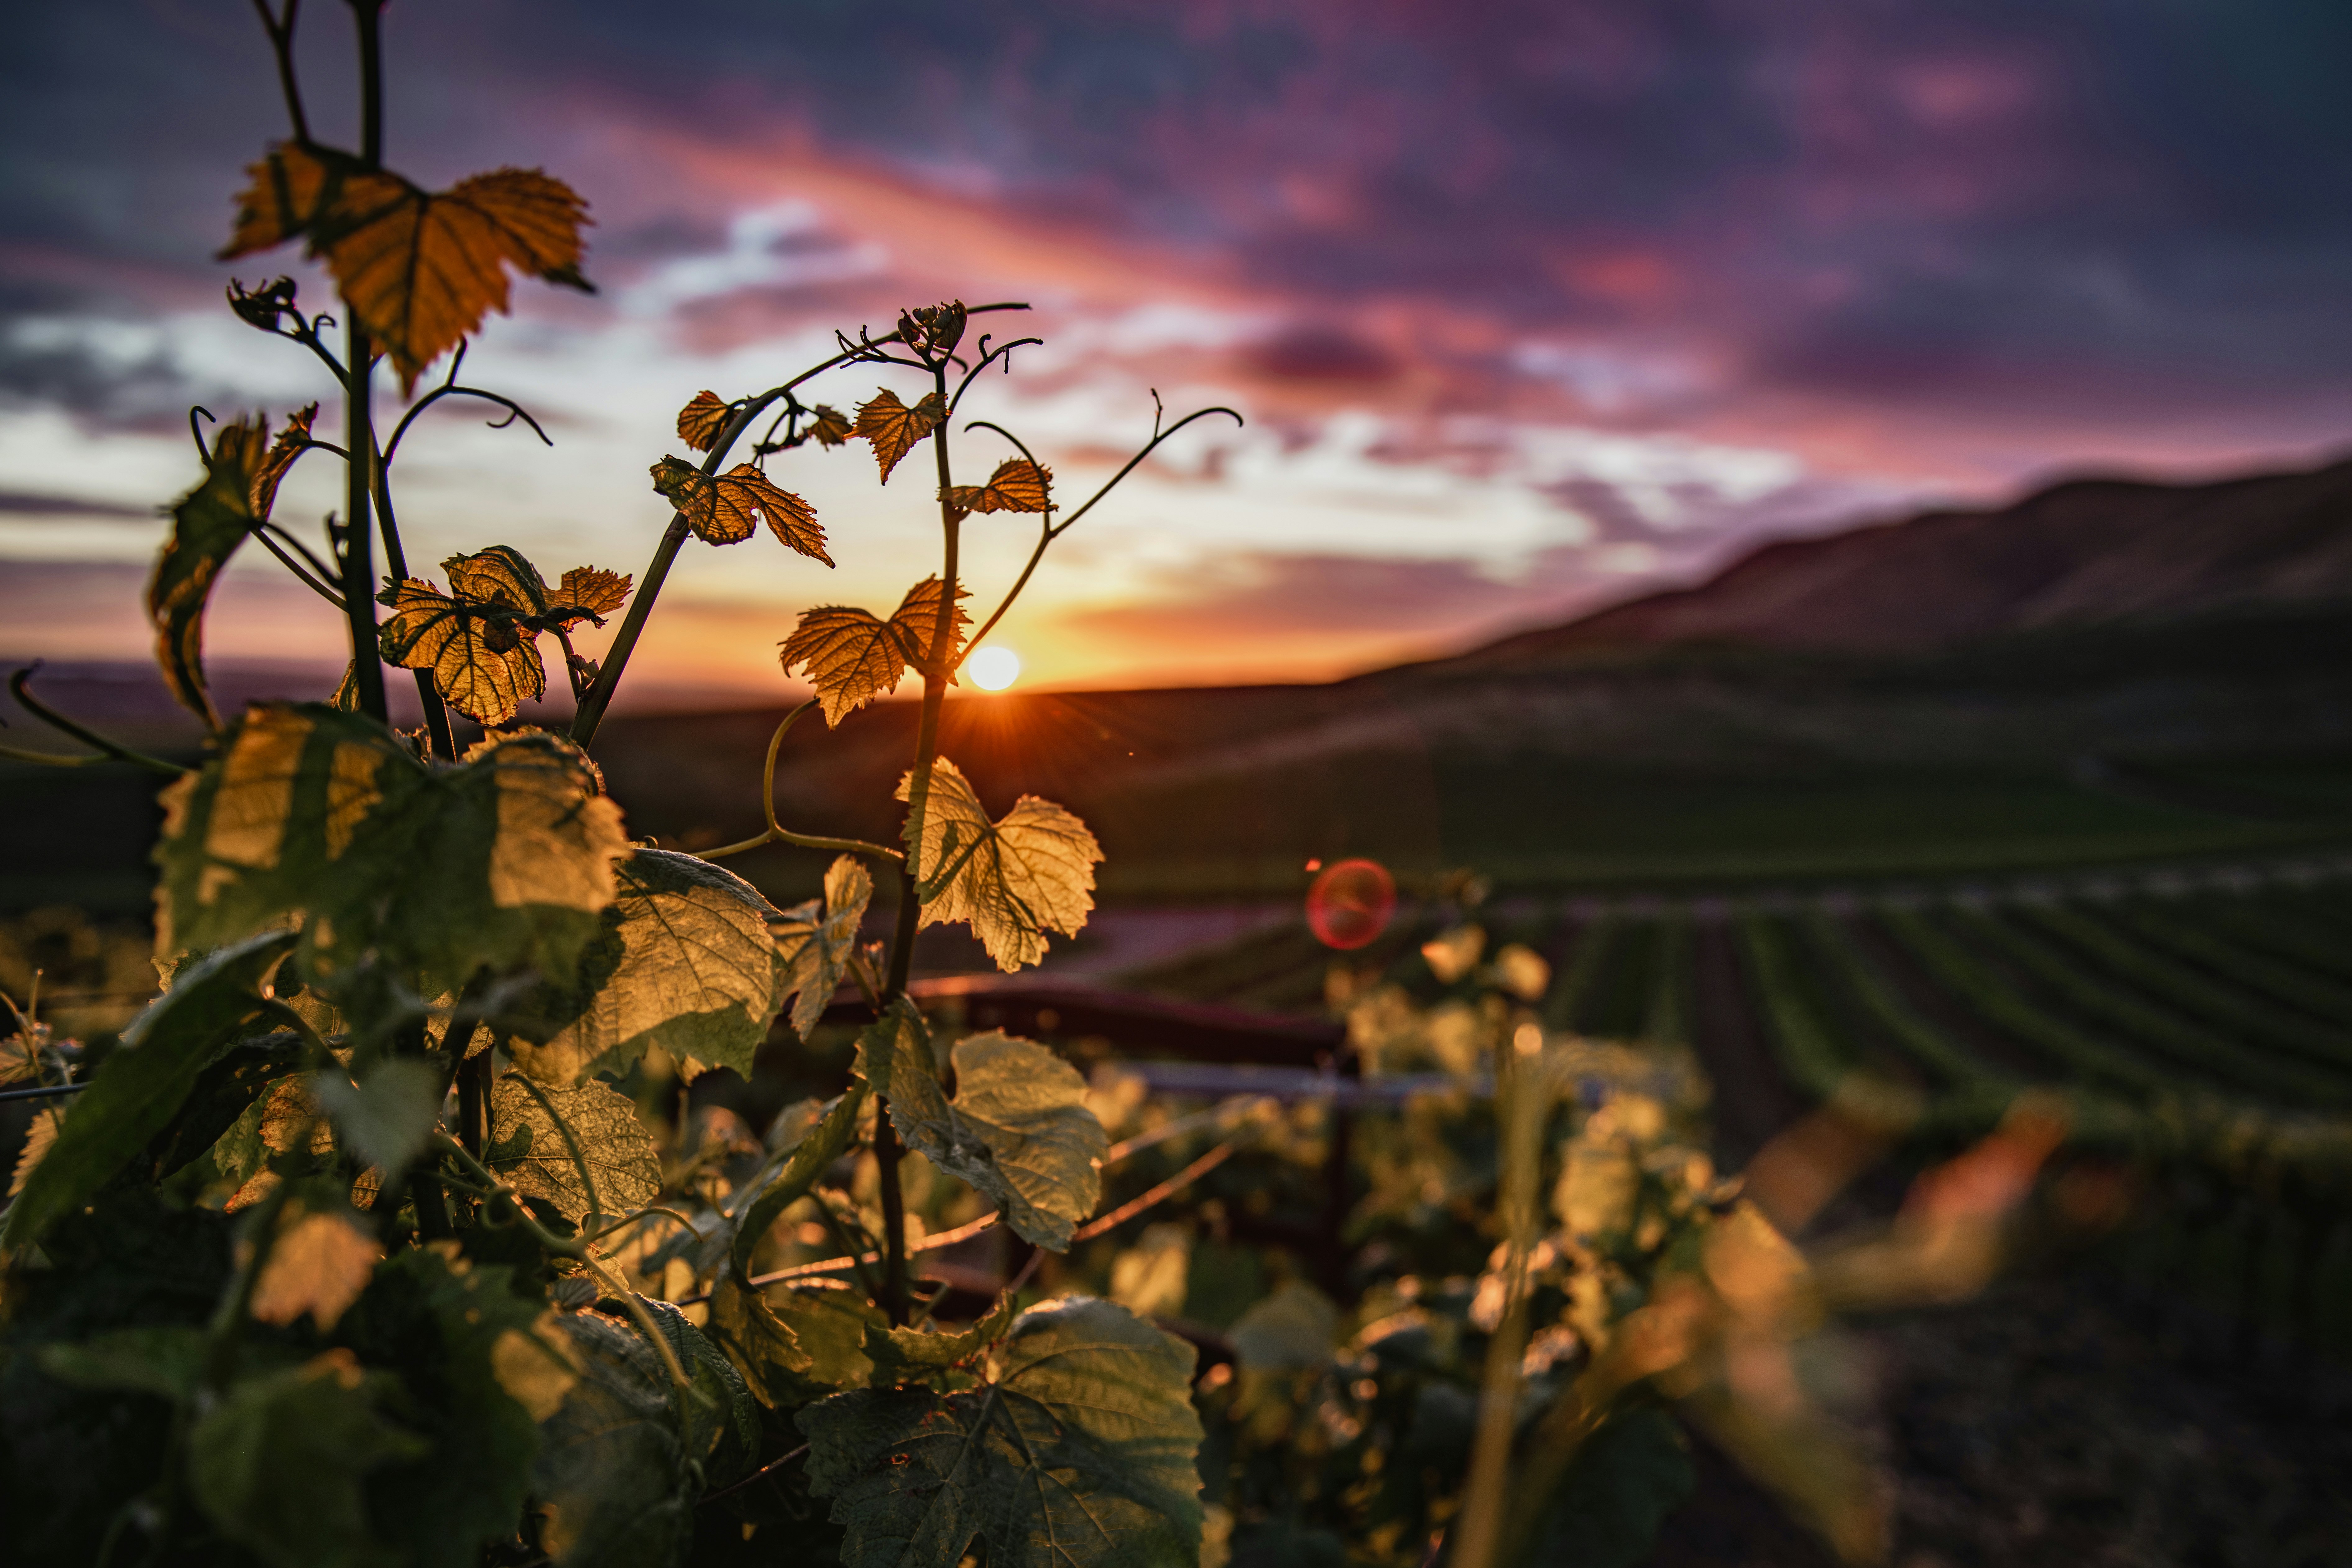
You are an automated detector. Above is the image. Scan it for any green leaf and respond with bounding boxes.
[339,1247,573,1568]
[773,854,874,1039]
[707,1275,814,1408]
[856,1005,1104,1251]
[137,1028,308,1184]
[508,848,789,1089]
[799,1296,1204,1568]
[1530,1407,1696,1568]
[533,1311,697,1568]
[860,1292,1016,1390]
[2,929,294,1252]
[311,1058,444,1174]
[708,1274,889,1409]
[897,758,1100,972]
[637,1295,761,1485]
[486,1072,662,1229]
[729,1086,867,1280]
[188,1348,430,1568]
[35,1324,210,1400]
[155,704,627,997]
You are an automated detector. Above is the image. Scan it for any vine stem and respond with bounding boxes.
[697,698,904,863]
[339,0,388,723]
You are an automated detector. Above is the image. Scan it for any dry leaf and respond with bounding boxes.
[251,404,318,520]
[852,389,947,484]
[9,1106,61,1198]
[941,458,1052,520]
[676,390,730,452]
[648,458,830,561]
[222,144,594,394]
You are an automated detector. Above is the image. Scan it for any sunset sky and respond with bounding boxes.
[4,2,2350,708]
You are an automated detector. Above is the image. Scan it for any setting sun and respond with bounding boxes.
[967,645,1021,691]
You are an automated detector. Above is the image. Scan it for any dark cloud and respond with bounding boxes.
[0,491,152,520]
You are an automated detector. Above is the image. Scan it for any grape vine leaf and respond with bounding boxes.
[861,1291,1017,1390]
[897,758,1102,973]
[855,1003,1105,1251]
[506,848,791,1089]
[897,301,968,358]
[772,854,874,1039]
[798,1296,1204,1568]
[780,578,970,726]
[339,1247,578,1567]
[485,1072,662,1229]
[222,142,594,393]
[806,404,854,447]
[531,1311,696,1568]
[853,389,947,484]
[1,929,293,1252]
[8,1106,61,1198]
[676,389,731,452]
[155,705,627,996]
[713,1276,889,1407]
[941,458,1052,520]
[1528,1407,1696,1568]
[649,456,830,560]
[547,566,630,623]
[248,1203,381,1331]
[635,1296,762,1487]
[726,1085,868,1280]
[309,1057,443,1174]
[189,1349,429,1568]
[151,409,314,728]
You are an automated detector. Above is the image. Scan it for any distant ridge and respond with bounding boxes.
[1441,455,2352,667]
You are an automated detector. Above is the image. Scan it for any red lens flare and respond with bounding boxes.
[1307,858,1396,950]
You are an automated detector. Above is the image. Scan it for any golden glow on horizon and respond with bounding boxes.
[967,645,1021,691]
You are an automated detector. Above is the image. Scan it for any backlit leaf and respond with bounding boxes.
[2,929,293,1252]
[888,575,970,673]
[150,413,280,728]
[856,1003,1105,1251]
[806,404,854,447]
[156,705,626,996]
[649,456,831,561]
[507,848,790,1089]
[676,389,731,452]
[249,1204,381,1330]
[798,1296,1204,1568]
[897,758,1102,972]
[486,1072,661,1229]
[546,566,630,625]
[533,1311,697,1568]
[941,458,1052,520]
[781,579,969,727]
[780,606,903,728]
[223,143,594,394]
[726,1085,867,1282]
[9,1106,62,1198]
[378,545,554,726]
[251,402,318,520]
[636,1296,761,1485]
[188,1348,429,1568]
[853,389,947,484]
[771,854,874,1038]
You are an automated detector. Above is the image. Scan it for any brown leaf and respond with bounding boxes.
[222,144,594,394]
[676,390,730,452]
[544,566,631,626]
[151,414,275,727]
[853,389,947,484]
[780,606,905,727]
[888,575,971,672]
[250,403,319,521]
[805,404,853,447]
[941,458,1052,520]
[649,457,832,562]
